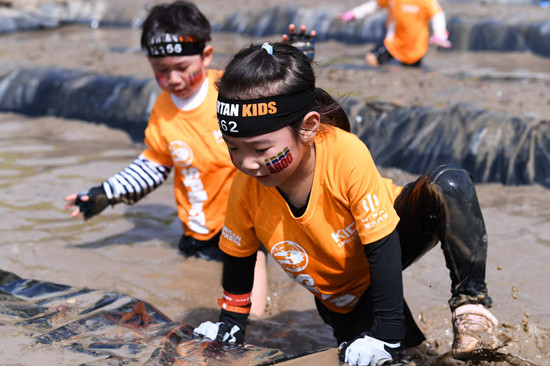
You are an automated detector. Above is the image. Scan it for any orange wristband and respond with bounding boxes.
[218,298,251,314]
[222,290,251,306]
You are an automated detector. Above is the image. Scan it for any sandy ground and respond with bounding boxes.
[1,0,550,365]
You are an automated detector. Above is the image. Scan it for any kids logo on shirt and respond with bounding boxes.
[271,241,308,273]
[264,147,293,174]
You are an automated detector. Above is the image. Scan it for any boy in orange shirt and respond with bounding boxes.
[194,42,499,365]
[341,0,452,66]
[64,1,268,315]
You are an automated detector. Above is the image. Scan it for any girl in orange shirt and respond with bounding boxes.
[194,42,498,365]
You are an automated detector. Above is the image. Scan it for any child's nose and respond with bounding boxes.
[167,70,183,84]
[241,156,261,171]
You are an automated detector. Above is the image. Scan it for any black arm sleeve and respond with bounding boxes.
[222,252,257,294]
[219,252,257,333]
[364,229,406,342]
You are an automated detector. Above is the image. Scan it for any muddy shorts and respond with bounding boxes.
[178,232,267,262]
[371,43,422,67]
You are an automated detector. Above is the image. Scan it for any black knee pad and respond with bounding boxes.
[427,165,475,198]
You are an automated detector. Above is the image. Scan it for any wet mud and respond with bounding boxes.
[1,0,550,365]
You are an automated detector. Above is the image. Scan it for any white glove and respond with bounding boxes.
[339,334,400,366]
[429,34,452,48]
[193,321,244,344]
[340,11,356,22]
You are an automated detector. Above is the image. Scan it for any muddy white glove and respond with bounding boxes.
[193,321,244,344]
[339,334,400,366]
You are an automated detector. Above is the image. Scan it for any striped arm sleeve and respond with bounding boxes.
[102,154,171,205]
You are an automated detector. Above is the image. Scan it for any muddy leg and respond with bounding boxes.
[394,164,492,310]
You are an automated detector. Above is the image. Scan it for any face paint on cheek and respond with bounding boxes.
[264,147,294,174]
[187,67,203,86]
[154,72,168,88]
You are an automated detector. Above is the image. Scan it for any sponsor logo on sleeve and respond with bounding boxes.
[361,194,389,229]
[222,226,241,246]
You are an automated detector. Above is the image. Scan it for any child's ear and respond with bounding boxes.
[300,111,321,142]
[201,45,214,67]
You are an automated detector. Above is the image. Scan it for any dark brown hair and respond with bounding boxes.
[141,1,211,52]
[216,42,350,137]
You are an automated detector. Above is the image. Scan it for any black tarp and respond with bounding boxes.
[0,269,293,365]
[0,67,155,141]
[2,3,549,57]
[352,101,550,188]
[1,68,549,188]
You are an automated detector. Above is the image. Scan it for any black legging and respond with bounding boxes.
[395,164,492,310]
[316,165,493,347]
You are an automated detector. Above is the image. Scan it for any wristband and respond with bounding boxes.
[222,290,251,306]
[217,298,251,314]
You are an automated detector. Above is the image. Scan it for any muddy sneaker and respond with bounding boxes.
[452,304,499,360]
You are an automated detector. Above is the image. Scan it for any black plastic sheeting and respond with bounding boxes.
[1,3,549,57]
[446,18,550,57]
[351,101,550,188]
[0,1,148,33]
[0,67,156,141]
[0,269,294,365]
[0,67,549,188]
[214,6,550,57]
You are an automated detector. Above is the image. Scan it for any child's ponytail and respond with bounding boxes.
[314,88,350,132]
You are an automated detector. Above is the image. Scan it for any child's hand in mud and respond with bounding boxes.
[64,186,110,220]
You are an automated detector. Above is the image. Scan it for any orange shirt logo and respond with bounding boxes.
[170,141,193,168]
[271,241,308,273]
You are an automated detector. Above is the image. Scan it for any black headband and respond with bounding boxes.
[217,88,319,137]
[146,33,203,57]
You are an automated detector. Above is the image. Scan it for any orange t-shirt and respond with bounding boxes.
[219,127,403,313]
[378,0,443,64]
[142,69,236,241]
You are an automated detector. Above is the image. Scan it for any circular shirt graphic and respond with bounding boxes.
[170,141,193,168]
[270,241,308,273]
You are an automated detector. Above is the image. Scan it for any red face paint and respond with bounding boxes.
[154,72,168,89]
[264,147,293,174]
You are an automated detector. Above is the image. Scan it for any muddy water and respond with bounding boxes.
[1,111,549,364]
[1,12,550,366]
